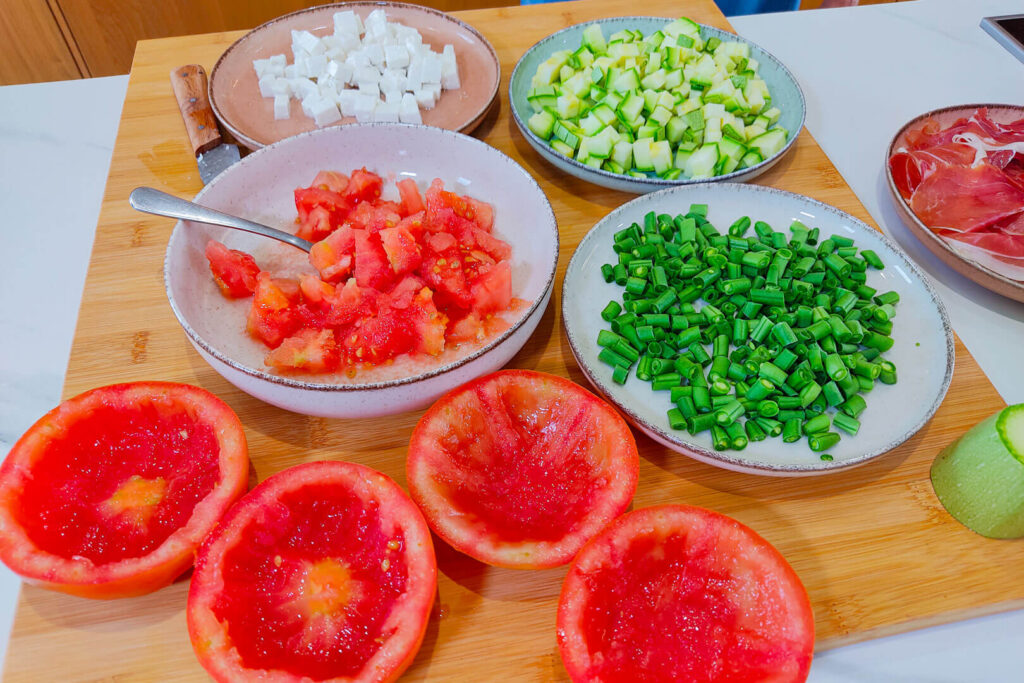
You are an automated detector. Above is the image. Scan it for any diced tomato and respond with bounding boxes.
[420,245,472,310]
[346,200,376,231]
[396,211,426,240]
[294,187,351,226]
[379,226,423,276]
[298,273,335,304]
[467,197,494,231]
[264,328,340,373]
[471,228,512,261]
[397,178,425,216]
[325,278,375,328]
[310,170,349,194]
[343,168,383,204]
[448,313,485,344]
[388,276,427,310]
[353,229,395,291]
[295,205,333,242]
[427,232,457,253]
[470,260,512,314]
[344,308,416,365]
[409,287,447,356]
[247,273,300,348]
[308,224,355,282]
[205,240,260,298]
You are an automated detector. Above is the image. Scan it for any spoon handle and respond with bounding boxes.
[129,187,313,253]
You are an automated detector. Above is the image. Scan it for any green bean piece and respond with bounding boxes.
[840,394,867,418]
[677,396,697,420]
[667,408,688,431]
[782,418,802,443]
[724,421,748,450]
[692,386,712,413]
[601,300,622,321]
[611,365,629,385]
[802,413,831,435]
[832,411,860,435]
[745,419,767,442]
[861,249,885,269]
[710,425,730,450]
[757,400,780,418]
[598,347,631,369]
[878,360,897,385]
[808,431,841,452]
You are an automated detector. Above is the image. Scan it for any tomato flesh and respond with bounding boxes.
[188,461,436,683]
[558,505,814,683]
[407,370,639,568]
[213,482,412,679]
[0,382,249,599]
[15,402,220,564]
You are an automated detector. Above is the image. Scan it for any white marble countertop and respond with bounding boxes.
[1,0,1022,678]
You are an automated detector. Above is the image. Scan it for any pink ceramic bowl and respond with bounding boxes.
[209,1,500,150]
[164,124,558,418]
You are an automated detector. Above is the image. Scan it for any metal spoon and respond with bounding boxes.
[129,186,313,252]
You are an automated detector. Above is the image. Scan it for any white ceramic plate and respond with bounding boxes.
[509,16,805,194]
[562,183,954,475]
[165,123,558,419]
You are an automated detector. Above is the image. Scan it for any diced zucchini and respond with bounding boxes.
[650,140,673,174]
[528,110,556,139]
[684,143,719,178]
[738,150,763,169]
[550,139,575,157]
[748,128,787,158]
[665,116,689,143]
[603,159,625,174]
[581,24,607,55]
[718,136,746,162]
[556,94,581,119]
[648,105,673,128]
[611,140,633,168]
[632,139,655,171]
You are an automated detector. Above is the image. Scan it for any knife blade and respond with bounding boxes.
[170,64,241,185]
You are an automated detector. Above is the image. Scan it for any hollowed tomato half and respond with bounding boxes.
[558,504,815,683]
[407,370,639,569]
[187,461,437,682]
[0,382,249,599]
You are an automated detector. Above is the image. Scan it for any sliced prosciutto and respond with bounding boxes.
[889,108,1024,279]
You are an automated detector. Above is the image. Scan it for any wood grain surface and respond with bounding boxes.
[4,0,1017,680]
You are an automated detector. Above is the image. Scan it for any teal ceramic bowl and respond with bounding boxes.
[509,17,806,194]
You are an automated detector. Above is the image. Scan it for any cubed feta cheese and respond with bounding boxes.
[364,43,385,68]
[353,93,378,122]
[258,75,277,98]
[373,100,400,123]
[399,93,422,124]
[337,90,359,117]
[274,95,290,120]
[292,30,321,55]
[419,53,443,85]
[358,81,380,98]
[311,99,342,126]
[413,88,436,110]
[306,54,328,79]
[333,10,363,37]
[384,44,410,70]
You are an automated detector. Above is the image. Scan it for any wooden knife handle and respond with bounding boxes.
[170,64,221,157]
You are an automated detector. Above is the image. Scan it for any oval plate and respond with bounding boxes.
[885,103,1024,303]
[509,16,805,194]
[562,183,954,476]
[210,2,500,150]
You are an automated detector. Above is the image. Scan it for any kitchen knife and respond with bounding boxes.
[170,64,241,184]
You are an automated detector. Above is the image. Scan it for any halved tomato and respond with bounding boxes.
[406,370,639,569]
[188,461,436,683]
[557,504,815,683]
[0,382,249,599]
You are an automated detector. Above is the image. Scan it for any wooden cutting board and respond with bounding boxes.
[4,0,1017,680]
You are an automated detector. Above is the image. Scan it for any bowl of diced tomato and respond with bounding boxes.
[164,123,558,418]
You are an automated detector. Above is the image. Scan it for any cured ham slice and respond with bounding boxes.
[890,108,1024,280]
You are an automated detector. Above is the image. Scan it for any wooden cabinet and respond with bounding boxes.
[1,0,514,85]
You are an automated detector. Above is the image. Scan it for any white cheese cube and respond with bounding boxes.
[414,88,436,110]
[325,60,340,79]
[291,78,318,100]
[258,76,277,98]
[405,60,423,91]
[307,54,328,78]
[336,62,354,85]
[333,10,363,37]
[373,100,400,123]
[364,43,385,68]
[399,93,422,124]
[336,32,360,52]
[274,95,291,120]
[337,90,359,117]
[318,77,339,98]
[284,64,298,79]
[364,10,388,37]
[270,78,291,97]
[379,69,403,94]
[383,89,402,105]
[325,47,345,61]
[292,30,321,55]
[353,66,380,84]
[253,58,272,79]
[301,94,321,118]
[312,99,342,126]
[441,45,459,89]
[419,53,443,85]
[346,50,370,69]
[384,44,410,70]
[269,54,288,69]
[425,82,441,100]
[354,93,378,122]
[357,81,380,98]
